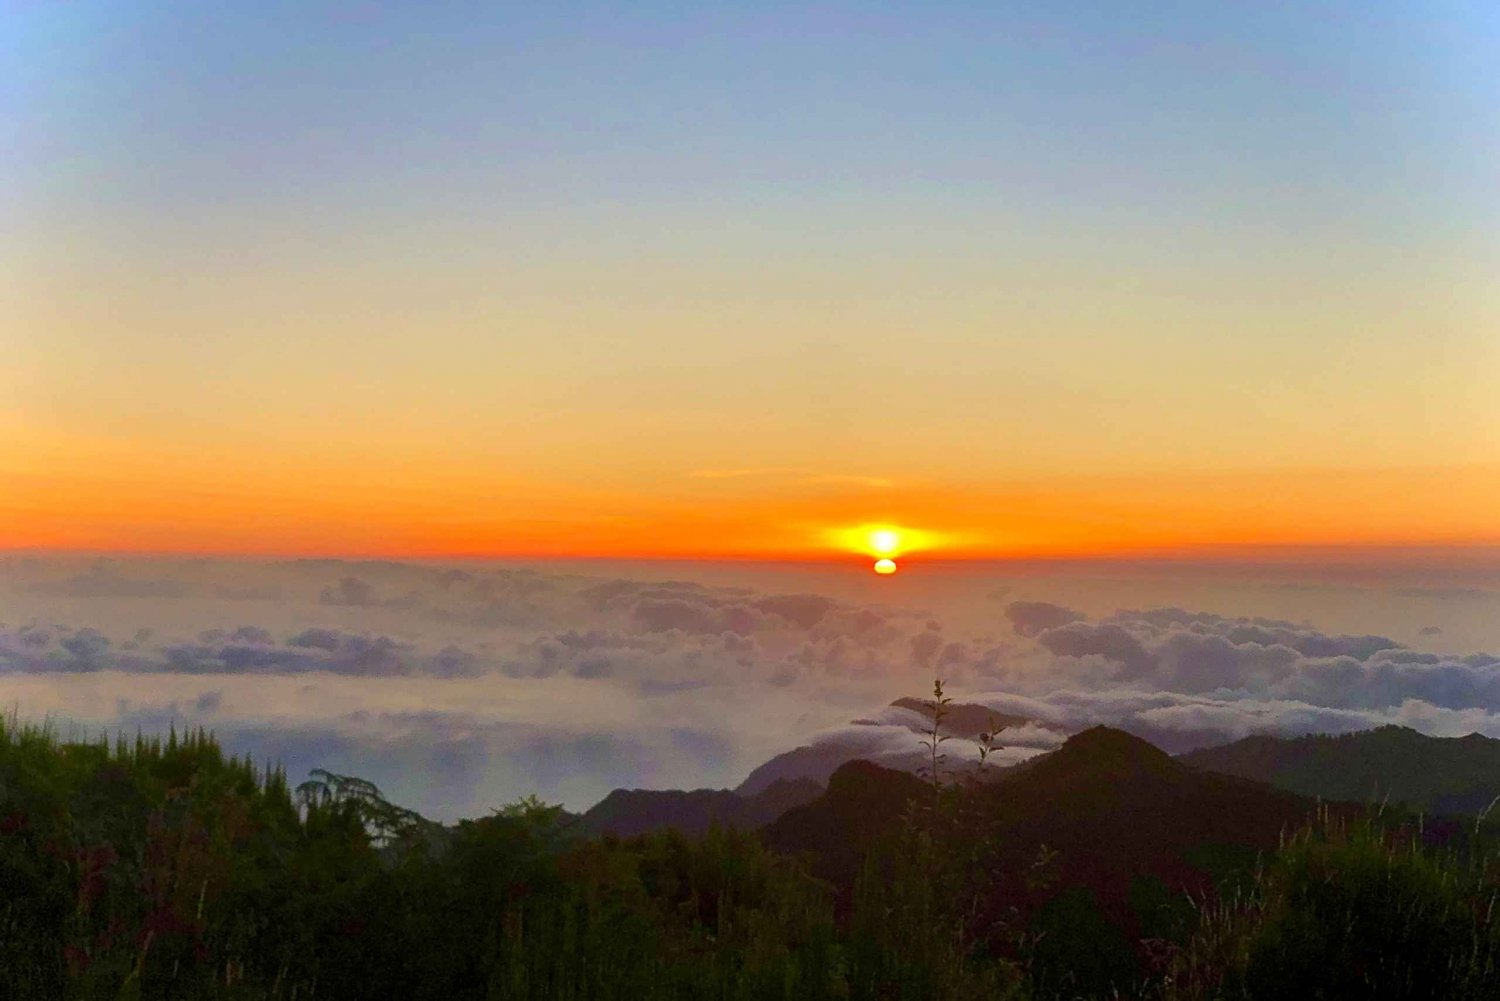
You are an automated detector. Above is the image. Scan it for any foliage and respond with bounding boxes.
[8,706,1500,1000]
[0,716,844,999]
[1156,809,1500,1000]
[914,678,951,796]
[840,678,1027,998]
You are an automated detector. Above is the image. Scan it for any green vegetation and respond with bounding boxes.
[5,708,1500,999]
[0,716,840,999]
[1159,809,1500,1000]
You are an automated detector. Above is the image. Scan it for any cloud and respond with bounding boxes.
[631,596,750,635]
[18,627,51,648]
[43,561,190,599]
[686,468,792,479]
[911,627,944,671]
[1004,601,1085,637]
[320,576,378,607]
[939,604,1500,753]
[1037,622,1154,675]
[287,628,345,652]
[1392,587,1497,601]
[214,584,284,601]
[1,623,489,679]
[800,474,894,489]
[684,468,891,488]
[60,629,112,668]
[755,594,837,630]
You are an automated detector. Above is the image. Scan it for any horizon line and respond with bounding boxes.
[7,541,1500,568]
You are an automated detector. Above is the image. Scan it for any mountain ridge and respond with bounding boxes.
[1178,725,1500,815]
[575,776,822,838]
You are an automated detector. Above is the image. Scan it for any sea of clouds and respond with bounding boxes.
[2,555,1498,818]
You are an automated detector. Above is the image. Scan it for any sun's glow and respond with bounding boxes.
[825,523,945,558]
[873,558,897,574]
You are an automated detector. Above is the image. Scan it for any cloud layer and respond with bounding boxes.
[958,602,1500,753]
[3,555,1499,816]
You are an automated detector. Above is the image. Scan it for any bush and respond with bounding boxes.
[1159,814,1500,1000]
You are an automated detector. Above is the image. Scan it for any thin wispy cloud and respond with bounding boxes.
[686,469,893,488]
[686,468,797,480]
[801,474,895,489]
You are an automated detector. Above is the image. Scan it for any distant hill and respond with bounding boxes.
[1179,725,1500,815]
[756,759,929,883]
[575,777,822,838]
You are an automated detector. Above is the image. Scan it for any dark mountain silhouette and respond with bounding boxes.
[1179,725,1500,815]
[735,699,1042,796]
[981,727,1321,899]
[756,759,928,882]
[762,726,1355,994]
[579,697,1040,836]
[575,777,822,838]
[764,725,1329,904]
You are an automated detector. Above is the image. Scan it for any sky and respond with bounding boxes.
[5,2,1499,559]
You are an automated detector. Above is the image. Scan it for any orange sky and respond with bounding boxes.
[7,5,1499,561]
[5,429,1498,560]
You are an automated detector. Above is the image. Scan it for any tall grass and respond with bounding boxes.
[1156,808,1500,1000]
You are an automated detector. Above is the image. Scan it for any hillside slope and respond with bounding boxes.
[1179,725,1500,815]
[764,726,1323,894]
[575,777,822,837]
[762,726,1347,995]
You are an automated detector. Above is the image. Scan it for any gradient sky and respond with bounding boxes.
[5,2,1499,557]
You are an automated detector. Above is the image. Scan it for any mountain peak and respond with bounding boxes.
[1061,725,1172,759]
[1023,726,1176,783]
[825,759,926,800]
[1368,724,1423,738]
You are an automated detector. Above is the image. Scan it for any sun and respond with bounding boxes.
[873,558,897,575]
[869,529,900,556]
